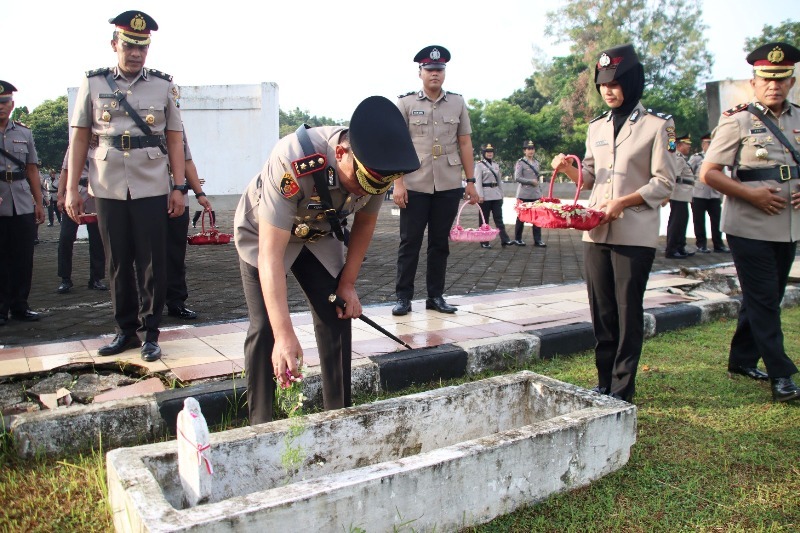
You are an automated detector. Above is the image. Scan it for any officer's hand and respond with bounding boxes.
[57,194,66,213]
[551,153,570,171]
[792,187,800,209]
[749,186,786,215]
[478,196,484,204]
[65,190,84,224]
[33,203,45,225]
[272,336,303,388]
[168,190,186,218]
[464,183,479,204]
[198,197,213,212]
[393,181,408,208]
[598,199,625,225]
[333,285,361,319]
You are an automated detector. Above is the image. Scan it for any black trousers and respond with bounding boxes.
[514,197,542,242]
[47,202,61,224]
[240,248,352,425]
[584,242,655,401]
[0,211,36,316]
[727,235,798,378]
[691,197,724,249]
[166,209,189,309]
[478,199,510,243]
[95,195,167,343]
[665,200,690,254]
[58,215,105,284]
[395,188,462,300]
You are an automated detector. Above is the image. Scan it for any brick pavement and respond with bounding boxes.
[3,201,740,348]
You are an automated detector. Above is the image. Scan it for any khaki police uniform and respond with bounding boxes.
[514,156,545,242]
[704,99,800,378]
[581,102,676,401]
[665,152,695,256]
[71,65,182,342]
[0,120,38,318]
[689,150,725,250]
[58,147,105,287]
[394,89,471,300]
[235,126,382,425]
[474,158,510,243]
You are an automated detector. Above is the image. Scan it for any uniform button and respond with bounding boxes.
[608,163,613,169]
[125,112,129,116]
[605,194,610,198]
[123,152,130,158]
[433,156,438,160]
[127,90,132,95]
[434,122,438,125]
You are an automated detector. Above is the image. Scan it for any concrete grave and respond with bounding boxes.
[107,371,636,532]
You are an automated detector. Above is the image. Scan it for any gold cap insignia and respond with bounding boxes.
[131,14,147,31]
[0,84,4,93]
[767,47,785,64]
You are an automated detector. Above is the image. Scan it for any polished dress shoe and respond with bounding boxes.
[590,385,609,395]
[665,250,689,259]
[501,240,514,247]
[679,248,696,257]
[168,306,198,319]
[98,334,141,356]
[728,365,769,381]
[480,242,492,249]
[141,341,162,362]
[714,246,730,253]
[11,309,40,322]
[696,246,711,253]
[57,278,73,294]
[771,377,800,402]
[534,241,547,247]
[426,296,457,313]
[88,280,109,291]
[392,298,412,316]
[47,222,53,227]
[514,240,526,246]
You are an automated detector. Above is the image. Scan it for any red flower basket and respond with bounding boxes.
[515,154,603,231]
[187,210,232,245]
[449,201,501,243]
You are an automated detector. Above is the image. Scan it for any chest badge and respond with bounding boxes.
[145,106,155,125]
[294,223,310,238]
[101,109,111,122]
[279,172,300,199]
[755,147,769,160]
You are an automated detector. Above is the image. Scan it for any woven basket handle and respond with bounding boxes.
[549,154,583,206]
[455,200,488,227]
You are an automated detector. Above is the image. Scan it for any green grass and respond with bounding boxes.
[1,308,799,531]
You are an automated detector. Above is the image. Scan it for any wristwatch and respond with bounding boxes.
[465,178,476,183]
[172,183,189,192]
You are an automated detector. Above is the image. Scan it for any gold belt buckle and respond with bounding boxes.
[432,144,443,156]
[121,134,131,150]
[779,165,791,181]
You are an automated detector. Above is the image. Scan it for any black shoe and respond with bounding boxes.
[665,251,689,259]
[10,309,40,322]
[714,246,730,253]
[57,278,74,294]
[168,306,198,319]
[771,377,800,402]
[679,248,696,257]
[425,296,457,313]
[590,385,609,395]
[514,240,526,246]
[480,242,492,249]
[696,246,711,253]
[392,298,412,316]
[33,239,39,245]
[141,341,162,362]
[47,222,53,227]
[534,241,547,247]
[88,280,109,291]
[728,365,769,381]
[97,334,141,356]
[501,240,514,247]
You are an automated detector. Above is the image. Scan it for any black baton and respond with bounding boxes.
[328,294,413,350]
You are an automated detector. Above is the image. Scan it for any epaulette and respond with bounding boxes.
[13,120,29,129]
[590,110,610,123]
[445,90,462,96]
[646,109,672,120]
[291,153,327,178]
[86,67,110,78]
[147,68,173,82]
[722,103,748,117]
[398,91,417,98]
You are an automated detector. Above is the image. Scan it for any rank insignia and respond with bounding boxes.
[291,153,327,178]
[629,109,640,123]
[326,166,336,186]
[280,172,300,198]
[667,129,676,153]
[723,103,748,117]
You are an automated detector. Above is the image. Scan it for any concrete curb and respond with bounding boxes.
[10,287,798,458]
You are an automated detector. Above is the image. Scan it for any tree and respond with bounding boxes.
[24,96,69,170]
[279,107,344,138]
[468,100,538,171]
[10,106,29,123]
[744,19,800,52]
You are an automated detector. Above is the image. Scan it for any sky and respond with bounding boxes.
[5,0,797,122]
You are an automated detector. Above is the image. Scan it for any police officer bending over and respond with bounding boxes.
[234,96,419,425]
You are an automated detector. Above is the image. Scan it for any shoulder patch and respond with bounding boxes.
[86,67,110,78]
[398,91,416,98]
[291,153,327,178]
[645,109,673,120]
[445,90,462,97]
[13,121,29,129]
[147,68,173,81]
[590,110,610,123]
[723,103,749,117]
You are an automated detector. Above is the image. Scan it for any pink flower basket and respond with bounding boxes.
[449,201,501,243]
[515,154,604,231]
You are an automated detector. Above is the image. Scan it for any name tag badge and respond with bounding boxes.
[306,203,325,211]
[594,140,609,147]
[411,110,425,115]
[749,128,767,134]
[99,93,116,98]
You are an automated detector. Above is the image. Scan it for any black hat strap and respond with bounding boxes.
[103,71,167,154]
[747,103,800,165]
[295,124,345,241]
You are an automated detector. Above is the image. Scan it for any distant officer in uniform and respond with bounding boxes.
[665,134,696,258]
[56,146,107,294]
[552,44,676,403]
[391,45,478,316]
[690,133,728,253]
[66,11,186,362]
[475,143,512,249]
[513,140,546,247]
[0,81,45,326]
[700,41,800,403]
[45,169,61,226]
[234,96,419,425]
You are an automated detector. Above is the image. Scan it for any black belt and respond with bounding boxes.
[676,178,694,185]
[79,178,88,187]
[738,165,799,182]
[97,134,166,150]
[482,183,499,188]
[3,170,26,182]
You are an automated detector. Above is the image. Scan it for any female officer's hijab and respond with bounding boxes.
[594,44,645,139]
